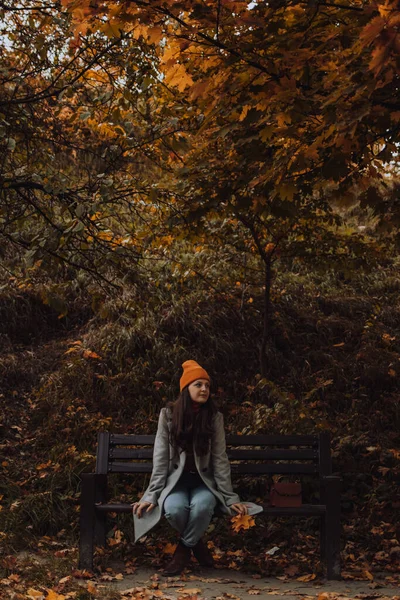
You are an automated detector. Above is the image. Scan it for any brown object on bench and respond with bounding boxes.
[79,431,341,579]
[269,481,302,507]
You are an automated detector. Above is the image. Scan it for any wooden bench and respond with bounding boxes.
[79,431,341,579]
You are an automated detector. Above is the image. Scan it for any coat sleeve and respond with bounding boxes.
[211,412,241,507]
[140,408,169,505]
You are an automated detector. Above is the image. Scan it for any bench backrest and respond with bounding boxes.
[95,431,333,477]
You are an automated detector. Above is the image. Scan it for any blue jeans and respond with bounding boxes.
[163,472,217,547]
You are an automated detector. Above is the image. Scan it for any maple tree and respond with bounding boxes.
[0,1,184,296]
[59,0,400,210]
[54,0,400,371]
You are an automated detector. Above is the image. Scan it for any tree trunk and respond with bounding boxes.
[260,258,272,377]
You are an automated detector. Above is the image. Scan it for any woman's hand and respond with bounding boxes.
[230,503,249,515]
[132,501,156,518]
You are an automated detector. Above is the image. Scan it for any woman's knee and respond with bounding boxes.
[190,497,217,516]
[164,501,189,520]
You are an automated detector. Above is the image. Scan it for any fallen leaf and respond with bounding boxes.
[231,513,256,532]
[71,570,92,579]
[164,543,176,554]
[27,590,44,600]
[296,574,316,582]
[83,350,101,360]
[87,581,96,594]
[46,590,66,600]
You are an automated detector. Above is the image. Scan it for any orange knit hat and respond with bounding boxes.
[180,360,210,391]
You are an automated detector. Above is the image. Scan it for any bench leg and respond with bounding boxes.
[94,474,107,547]
[323,476,341,580]
[79,474,96,570]
[319,516,326,562]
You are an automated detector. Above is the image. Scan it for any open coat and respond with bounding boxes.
[133,407,263,542]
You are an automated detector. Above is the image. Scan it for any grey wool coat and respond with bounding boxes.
[133,407,263,542]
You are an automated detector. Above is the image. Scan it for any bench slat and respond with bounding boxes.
[94,503,326,516]
[109,448,318,460]
[108,462,318,474]
[109,433,319,446]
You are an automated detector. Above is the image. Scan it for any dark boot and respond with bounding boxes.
[162,540,192,576]
[192,538,214,568]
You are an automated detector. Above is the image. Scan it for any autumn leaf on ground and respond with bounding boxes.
[71,569,92,579]
[27,590,44,600]
[231,513,255,532]
[83,349,102,360]
[108,529,124,546]
[363,570,374,581]
[46,590,66,600]
[296,573,316,582]
[164,542,176,554]
[87,581,96,594]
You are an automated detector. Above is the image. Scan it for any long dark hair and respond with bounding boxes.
[166,386,218,457]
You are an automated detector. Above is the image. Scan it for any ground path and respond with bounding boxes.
[96,565,400,600]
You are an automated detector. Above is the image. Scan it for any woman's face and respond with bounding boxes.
[188,378,210,403]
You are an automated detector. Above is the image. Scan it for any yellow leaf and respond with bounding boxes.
[163,543,176,555]
[27,590,45,600]
[189,80,209,101]
[132,24,149,40]
[87,582,96,595]
[296,574,316,582]
[278,183,296,201]
[36,461,51,470]
[97,230,114,241]
[231,513,255,533]
[147,26,163,44]
[100,20,122,38]
[46,590,66,600]
[378,3,391,19]
[239,105,252,122]
[364,570,374,581]
[83,350,101,360]
[64,347,80,355]
[277,113,291,127]
[164,62,194,92]
[260,126,273,142]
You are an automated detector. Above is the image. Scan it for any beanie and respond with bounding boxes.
[180,360,210,391]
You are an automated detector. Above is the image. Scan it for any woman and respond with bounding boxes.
[132,360,263,575]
